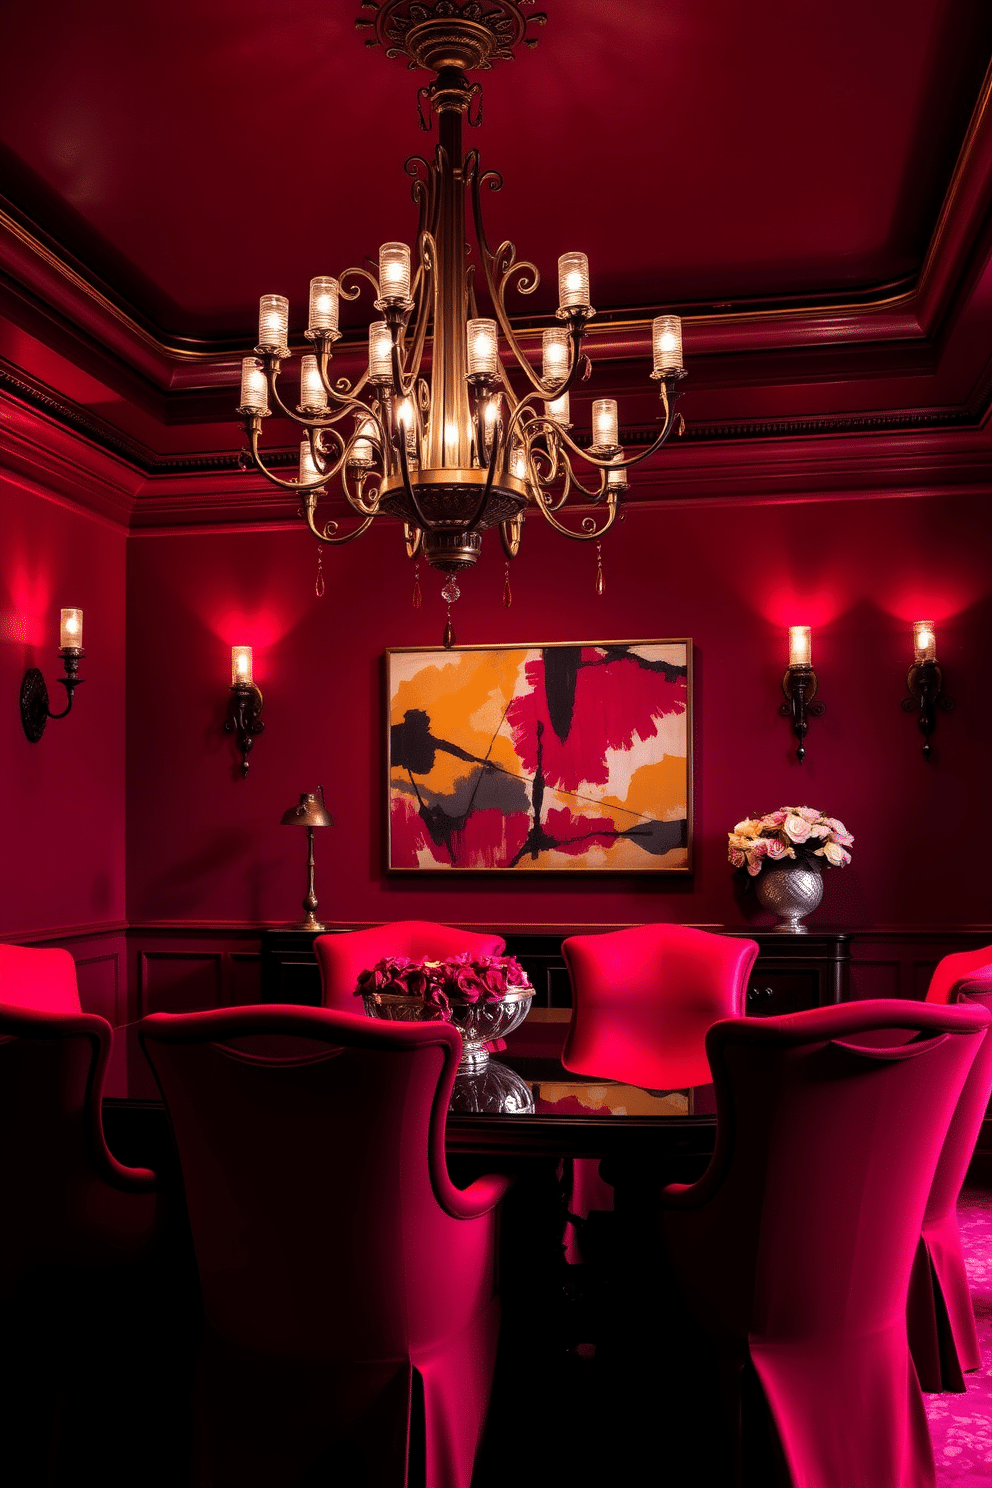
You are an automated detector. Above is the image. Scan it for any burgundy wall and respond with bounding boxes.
[0,475,127,936]
[125,489,992,932]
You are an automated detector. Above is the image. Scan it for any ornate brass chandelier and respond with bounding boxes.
[236,0,686,641]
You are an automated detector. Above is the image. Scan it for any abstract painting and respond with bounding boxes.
[386,641,692,873]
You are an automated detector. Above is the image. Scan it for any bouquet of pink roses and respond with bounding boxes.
[356,952,530,1020]
[727,806,853,877]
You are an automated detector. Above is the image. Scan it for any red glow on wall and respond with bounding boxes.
[882,588,979,624]
[7,561,51,645]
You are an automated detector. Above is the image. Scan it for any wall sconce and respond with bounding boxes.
[901,621,954,759]
[280,787,334,931]
[224,646,264,777]
[780,626,825,763]
[20,609,85,742]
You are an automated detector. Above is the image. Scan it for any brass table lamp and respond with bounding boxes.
[280,787,334,931]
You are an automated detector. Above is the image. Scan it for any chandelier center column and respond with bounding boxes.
[426,69,473,473]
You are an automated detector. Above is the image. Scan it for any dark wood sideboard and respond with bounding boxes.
[259,926,850,1017]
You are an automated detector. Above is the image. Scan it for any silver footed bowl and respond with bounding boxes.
[362,984,534,1073]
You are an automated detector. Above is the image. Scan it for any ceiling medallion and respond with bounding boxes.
[235,0,687,642]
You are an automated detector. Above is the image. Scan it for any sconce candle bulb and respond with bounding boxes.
[903,621,953,758]
[59,608,83,651]
[913,621,937,664]
[225,646,264,777]
[780,626,824,763]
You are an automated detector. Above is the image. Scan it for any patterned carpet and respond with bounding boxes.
[926,1187,992,1487]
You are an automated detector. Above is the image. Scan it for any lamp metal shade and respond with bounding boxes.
[281,791,334,828]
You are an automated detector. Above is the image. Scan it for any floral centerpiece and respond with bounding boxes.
[727,807,854,932]
[727,807,854,877]
[357,953,533,1073]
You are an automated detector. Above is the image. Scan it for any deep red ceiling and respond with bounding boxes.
[2,0,990,343]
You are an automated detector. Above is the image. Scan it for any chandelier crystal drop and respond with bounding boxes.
[235,0,687,638]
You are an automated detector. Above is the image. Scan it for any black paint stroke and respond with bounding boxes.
[541,645,687,746]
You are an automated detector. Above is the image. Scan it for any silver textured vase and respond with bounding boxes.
[755,864,823,933]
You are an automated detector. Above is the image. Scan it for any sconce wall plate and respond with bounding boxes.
[225,682,265,776]
[902,660,954,759]
[780,664,825,763]
[20,648,85,742]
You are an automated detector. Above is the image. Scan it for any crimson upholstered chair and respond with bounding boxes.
[139,1004,512,1488]
[907,950,992,1391]
[0,944,161,1291]
[923,944,992,1005]
[559,924,758,1266]
[314,920,506,1011]
[659,999,990,1488]
[561,923,759,1088]
[0,942,83,1013]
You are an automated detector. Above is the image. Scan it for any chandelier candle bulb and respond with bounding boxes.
[591,399,619,452]
[59,609,83,650]
[557,252,590,313]
[789,626,813,668]
[257,294,290,355]
[545,391,570,424]
[307,277,339,335]
[542,326,570,384]
[914,621,937,664]
[509,439,527,481]
[231,646,253,687]
[368,321,394,383]
[351,417,376,467]
[607,451,628,489]
[652,315,684,375]
[467,318,500,380]
[299,355,328,412]
[298,439,320,485]
[239,357,269,415]
[378,242,411,303]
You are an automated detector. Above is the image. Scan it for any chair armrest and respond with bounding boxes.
[659,1179,712,1211]
[435,1171,515,1220]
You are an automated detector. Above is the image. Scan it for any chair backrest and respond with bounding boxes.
[0,943,81,1014]
[0,1006,156,1280]
[561,923,759,1088]
[314,921,506,1011]
[923,980,992,1222]
[139,1006,492,1359]
[925,944,992,1004]
[693,1000,990,1338]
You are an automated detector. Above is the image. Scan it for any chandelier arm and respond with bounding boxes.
[339,265,382,303]
[557,448,605,502]
[399,230,436,391]
[246,423,331,495]
[302,500,377,546]
[309,424,346,475]
[314,353,376,422]
[500,515,523,560]
[261,359,342,429]
[531,485,620,542]
[551,384,682,473]
[404,522,424,559]
[340,465,383,517]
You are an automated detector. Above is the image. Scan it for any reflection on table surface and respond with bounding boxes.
[448,1056,702,1118]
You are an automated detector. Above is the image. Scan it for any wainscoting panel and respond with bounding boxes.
[125,929,263,1096]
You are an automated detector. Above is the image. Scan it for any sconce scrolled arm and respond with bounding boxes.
[780,664,825,764]
[20,649,85,743]
[225,682,265,779]
[902,660,954,759]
